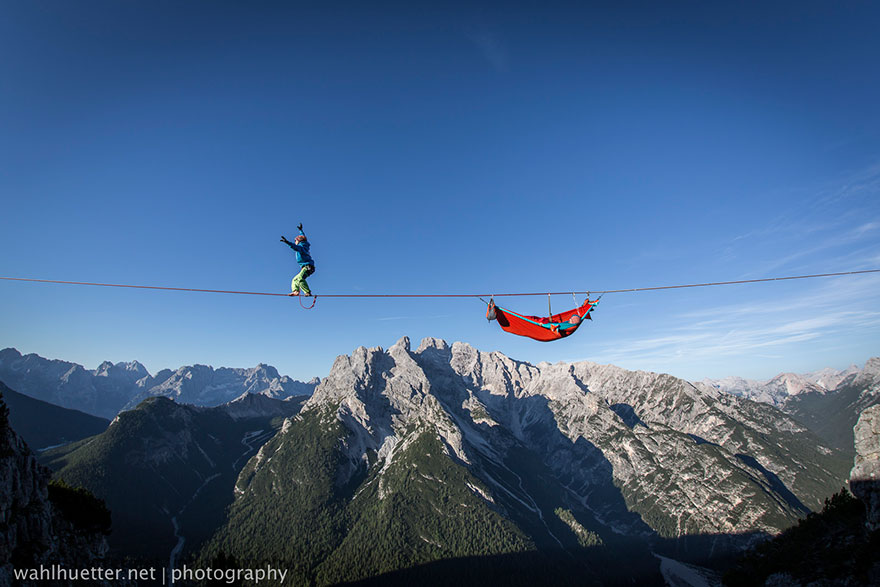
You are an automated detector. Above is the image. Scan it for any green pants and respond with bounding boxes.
[291,265,315,295]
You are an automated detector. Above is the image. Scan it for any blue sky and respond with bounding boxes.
[1,1,878,383]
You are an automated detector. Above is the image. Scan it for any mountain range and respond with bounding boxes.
[703,358,880,456]
[201,338,874,584]
[0,347,317,419]
[702,365,862,405]
[2,342,877,584]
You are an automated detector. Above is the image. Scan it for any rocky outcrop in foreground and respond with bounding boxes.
[850,404,880,531]
[0,395,110,586]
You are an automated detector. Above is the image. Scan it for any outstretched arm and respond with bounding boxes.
[281,236,307,253]
[280,236,300,251]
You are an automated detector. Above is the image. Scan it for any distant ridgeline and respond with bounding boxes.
[0,381,109,451]
[0,347,317,418]
[704,357,880,460]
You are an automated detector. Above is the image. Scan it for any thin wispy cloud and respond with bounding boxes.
[720,159,880,274]
[590,311,867,369]
[814,160,880,209]
[587,273,880,374]
[466,31,510,72]
[854,222,880,237]
[677,273,880,321]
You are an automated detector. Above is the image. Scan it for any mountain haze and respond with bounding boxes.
[0,348,316,418]
[780,358,880,454]
[0,380,109,450]
[0,348,147,419]
[705,358,880,456]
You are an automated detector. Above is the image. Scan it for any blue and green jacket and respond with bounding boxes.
[286,229,314,267]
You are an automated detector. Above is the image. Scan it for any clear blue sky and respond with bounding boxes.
[1,1,878,383]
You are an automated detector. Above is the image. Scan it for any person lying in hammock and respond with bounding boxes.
[280,223,315,296]
[486,298,593,341]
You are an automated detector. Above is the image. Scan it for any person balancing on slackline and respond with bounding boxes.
[280,223,315,297]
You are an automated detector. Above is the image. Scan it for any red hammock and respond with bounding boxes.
[486,298,597,342]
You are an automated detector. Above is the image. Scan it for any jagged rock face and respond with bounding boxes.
[842,359,880,417]
[857,357,880,382]
[848,359,880,410]
[0,421,49,578]
[301,337,846,543]
[766,373,828,399]
[850,405,880,531]
[94,360,150,385]
[809,365,862,391]
[0,405,108,585]
[205,338,855,583]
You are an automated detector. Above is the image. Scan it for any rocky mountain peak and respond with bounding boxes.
[766,372,826,397]
[294,338,846,543]
[857,357,880,384]
[416,336,449,353]
[221,391,304,421]
[391,335,411,353]
[832,357,880,417]
[703,359,879,407]
[0,347,23,362]
[807,365,860,390]
[94,359,149,382]
[248,363,280,378]
[304,338,470,466]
